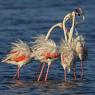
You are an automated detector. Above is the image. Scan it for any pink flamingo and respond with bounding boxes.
[60,39,75,81]
[2,40,33,79]
[73,34,87,78]
[31,35,59,81]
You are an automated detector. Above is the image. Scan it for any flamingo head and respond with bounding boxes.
[74,7,85,21]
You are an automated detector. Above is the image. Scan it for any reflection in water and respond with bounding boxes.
[11,80,27,87]
[0,76,94,95]
[9,80,33,88]
[4,79,83,91]
[57,80,83,89]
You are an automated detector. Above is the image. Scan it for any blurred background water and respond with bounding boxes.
[0,0,95,95]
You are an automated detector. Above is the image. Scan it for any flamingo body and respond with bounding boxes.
[2,40,32,79]
[31,35,59,81]
[60,40,75,81]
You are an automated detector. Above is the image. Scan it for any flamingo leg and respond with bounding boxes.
[35,63,43,79]
[80,60,83,79]
[17,66,20,79]
[73,63,77,80]
[44,65,50,81]
[37,63,46,81]
[13,66,20,79]
[64,69,66,81]
[61,54,66,81]
[13,69,18,79]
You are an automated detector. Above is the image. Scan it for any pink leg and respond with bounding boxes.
[80,61,83,79]
[17,66,20,79]
[35,63,43,79]
[13,69,18,79]
[13,66,20,79]
[44,65,50,81]
[37,63,46,81]
[73,63,77,80]
[61,54,67,81]
[64,69,66,81]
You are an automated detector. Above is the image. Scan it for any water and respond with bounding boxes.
[0,0,95,95]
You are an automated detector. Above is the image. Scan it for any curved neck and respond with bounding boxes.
[45,23,62,40]
[62,22,68,42]
[62,12,75,43]
[68,12,75,43]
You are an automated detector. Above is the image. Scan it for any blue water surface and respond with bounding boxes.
[0,0,95,95]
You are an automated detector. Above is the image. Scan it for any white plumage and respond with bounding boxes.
[31,34,59,81]
[60,39,75,72]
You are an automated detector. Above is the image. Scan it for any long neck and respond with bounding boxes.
[62,13,71,42]
[62,22,68,42]
[45,23,62,40]
[68,12,75,43]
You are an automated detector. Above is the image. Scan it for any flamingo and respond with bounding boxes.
[31,35,59,81]
[31,22,64,82]
[72,34,87,78]
[60,40,75,81]
[2,40,32,79]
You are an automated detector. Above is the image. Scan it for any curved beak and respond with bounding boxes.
[82,15,85,21]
